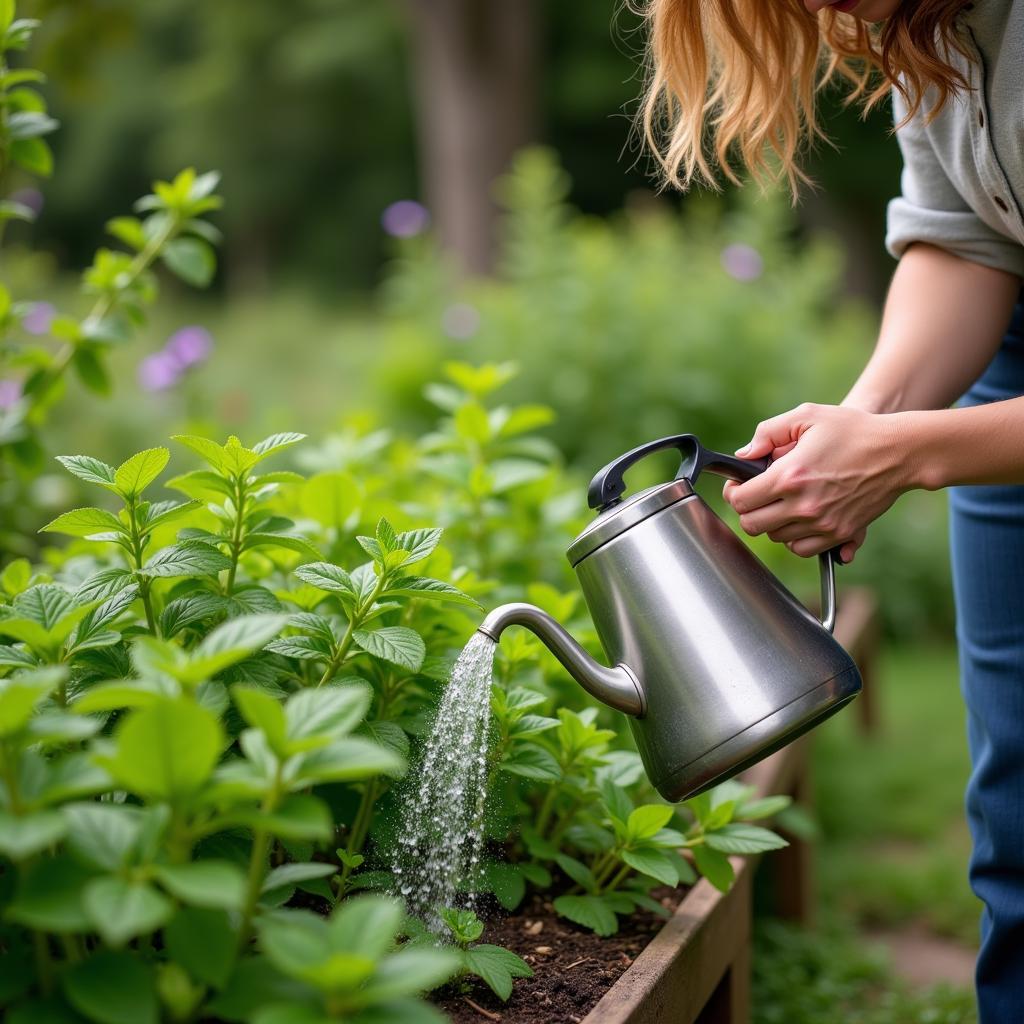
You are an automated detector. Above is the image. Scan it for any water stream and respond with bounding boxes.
[392,631,497,928]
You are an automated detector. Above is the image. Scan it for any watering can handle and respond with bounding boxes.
[586,433,841,634]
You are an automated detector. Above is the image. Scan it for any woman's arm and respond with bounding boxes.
[842,242,1021,415]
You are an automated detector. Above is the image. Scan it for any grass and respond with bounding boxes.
[752,642,979,1023]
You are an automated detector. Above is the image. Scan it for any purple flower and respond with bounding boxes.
[720,243,764,282]
[138,352,181,392]
[441,303,480,341]
[381,200,430,239]
[0,378,22,408]
[164,326,213,369]
[8,187,43,217]
[21,301,55,335]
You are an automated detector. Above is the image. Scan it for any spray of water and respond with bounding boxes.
[393,632,497,929]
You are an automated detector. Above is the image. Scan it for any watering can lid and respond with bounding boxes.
[566,477,695,567]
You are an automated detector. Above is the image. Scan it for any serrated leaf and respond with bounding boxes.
[114,448,169,497]
[552,894,619,936]
[351,627,424,671]
[141,541,231,578]
[265,635,332,661]
[383,575,481,608]
[392,528,442,566]
[704,823,789,855]
[40,506,124,538]
[620,847,679,887]
[500,743,561,782]
[159,592,225,638]
[252,432,306,456]
[293,561,355,595]
[74,568,134,604]
[55,454,117,489]
[171,435,226,473]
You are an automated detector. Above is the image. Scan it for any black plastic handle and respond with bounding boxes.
[587,433,771,510]
[586,433,844,633]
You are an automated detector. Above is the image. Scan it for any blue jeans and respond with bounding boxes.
[949,291,1024,1023]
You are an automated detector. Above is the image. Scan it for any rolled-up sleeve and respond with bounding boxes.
[885,91,1024,277]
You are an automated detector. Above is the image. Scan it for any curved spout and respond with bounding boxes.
[477,602,645,717]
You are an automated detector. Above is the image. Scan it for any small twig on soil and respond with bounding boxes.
[565,957,593,970]
[462,997,501,1021]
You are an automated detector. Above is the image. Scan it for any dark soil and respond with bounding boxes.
[432,886,688,1024]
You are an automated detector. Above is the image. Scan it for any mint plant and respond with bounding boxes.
[434,908,533,1002]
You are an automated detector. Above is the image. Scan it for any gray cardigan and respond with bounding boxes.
[885,0,1024,279]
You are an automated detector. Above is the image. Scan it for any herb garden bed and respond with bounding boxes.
[437,590,878,1024]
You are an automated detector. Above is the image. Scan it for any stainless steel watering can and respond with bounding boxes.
[477,433,862,801]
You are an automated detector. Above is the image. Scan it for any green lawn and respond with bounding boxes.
[753,642,980,1023]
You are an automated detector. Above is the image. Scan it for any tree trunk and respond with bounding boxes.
[405,0,538,276]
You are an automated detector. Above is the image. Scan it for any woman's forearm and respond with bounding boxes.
[842,243,1021,414]
[897,398,1024,491]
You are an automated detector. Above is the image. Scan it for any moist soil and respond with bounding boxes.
[433,886,688,1024]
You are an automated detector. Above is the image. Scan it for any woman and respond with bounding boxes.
[637,0,1023,1019]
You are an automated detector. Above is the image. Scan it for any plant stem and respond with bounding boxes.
[316,573,385,687]
[598,863,632,895]
[237,771,282,954]
[535,787,559,839]
[337,778,381,894]
[32,931,52,995]
[591,849,621,890]
[224,475,247,594]
[126,496,157,634]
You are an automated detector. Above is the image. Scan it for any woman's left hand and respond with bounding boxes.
[721,402,911,562]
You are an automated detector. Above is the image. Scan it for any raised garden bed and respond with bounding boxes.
[439,588,878,1024]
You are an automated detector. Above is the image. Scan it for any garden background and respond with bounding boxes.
[0,1,978,1021]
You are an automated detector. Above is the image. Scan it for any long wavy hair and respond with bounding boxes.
[636,0,973,194]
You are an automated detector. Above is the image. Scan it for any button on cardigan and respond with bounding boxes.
[885,0,1024,279]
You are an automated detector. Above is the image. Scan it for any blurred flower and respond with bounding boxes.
[8,186,43,217]
[0,378,22,408]
[381,200,430,238]
[21,301,55,335]
[720,243,764,282]
[138,352,181,392]
[441,303,480,341]
[165,325,213,368]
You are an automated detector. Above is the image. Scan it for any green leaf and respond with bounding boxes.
[554,853,597,891]
[627,804,675,842]
[292,737,404,784]
[55,454,117,489]
[620,848,679,887]
[285,683,371,745]
[7,855,92,932]
[293,561,354,595]
[265,635,332,661]
[239,794,332,841]
[161,237,216,287]
[0,668,63,735]
[329,894,404,959]
[736,795,793,821]
[188,613,289,678]
[62,802,143,871]
[75,568,134,603]
[164,907,237,989]
[704,822,789,855]
[692,844,735,892]
[0,809,66,859]
[140,540,232,578]
[500,743,561,782]
[392,528,442,566]
[463,945,532,1001]
[72,347,111,395]
[62,950,158,1024]
[484,862,527,911]
[552,894,619,936]
[234,685,288,754]
[101,698,223,800]
[39,506,124,538]
[10,136,53,176]
[361,947,461,1001]
[159,592,224,637]
[252,432,306,457]
[383,575,481,608]
[600,778,634,826]
[154,860,247,910]
[114,447,169,497]
[106,215,147,250]
[351,627,425,671]
[171,435,226,473]
[262,862,336,895]
[82,877,172,947]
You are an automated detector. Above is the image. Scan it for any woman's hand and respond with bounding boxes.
[721,402,911,563]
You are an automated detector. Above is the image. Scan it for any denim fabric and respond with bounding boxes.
[948,291,1024,1023]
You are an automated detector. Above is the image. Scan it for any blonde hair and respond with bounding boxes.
[636,0,973,194]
